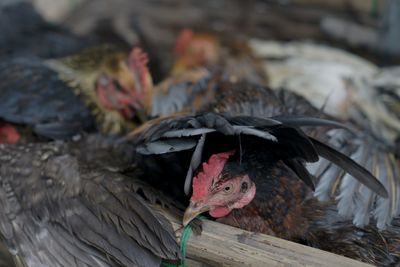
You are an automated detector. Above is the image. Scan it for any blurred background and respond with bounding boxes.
[3,0,399,82]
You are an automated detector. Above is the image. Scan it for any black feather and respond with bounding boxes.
[284,159,316,190]
[271,127,319,162]
[310,137,388,198]
[273,115,355,133]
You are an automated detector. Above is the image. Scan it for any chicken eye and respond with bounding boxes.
[241,182,248,193]
[223,185,233,193]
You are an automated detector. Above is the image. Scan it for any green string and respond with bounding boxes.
[161,224,193,267]
[371,0,378,17]
[162,216,207,267]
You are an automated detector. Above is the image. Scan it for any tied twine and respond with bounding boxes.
[162,216,206,267]
[162,223,193,267]
[371,0,378,16]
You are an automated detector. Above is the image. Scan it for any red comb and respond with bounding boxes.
[192,150,235,201]
[0,122,20,144]
[129,47,150,91]
[174,28,194,57]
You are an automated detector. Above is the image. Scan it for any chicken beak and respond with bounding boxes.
[182,201,210,226]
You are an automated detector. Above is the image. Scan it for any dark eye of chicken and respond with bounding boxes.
[241,182,248,193]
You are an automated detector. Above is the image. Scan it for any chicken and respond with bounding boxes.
[145,29,268,118]
[0,135,180,267]
[171,29,267,84]
[133,111,399,265]
[146,71,400,229]
[0,45,152,143]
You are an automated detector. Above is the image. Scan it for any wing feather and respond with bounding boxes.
[0,144,180,267]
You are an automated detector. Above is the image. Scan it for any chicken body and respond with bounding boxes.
[148,72,400,229]
[0,45,152,143]
[217,155,400,266]
[134,109,399,265]
[0,136,180,267]
[134,74,400,264]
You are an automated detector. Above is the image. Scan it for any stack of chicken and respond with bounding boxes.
[0,3,399,267]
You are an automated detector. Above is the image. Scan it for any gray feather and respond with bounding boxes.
[0,140,181,267]
[273,115,355,133]
[136,139,197,155]
[232,126,278,141]
[336,144,367,219]
[162,128,216,138]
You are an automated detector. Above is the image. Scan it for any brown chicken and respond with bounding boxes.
[146,71,400,229]
[132,79,400,265]
[172,29,267,82]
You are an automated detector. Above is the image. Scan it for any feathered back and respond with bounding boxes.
[0,137,180,267]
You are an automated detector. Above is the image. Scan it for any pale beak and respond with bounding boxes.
[182,201,210,226]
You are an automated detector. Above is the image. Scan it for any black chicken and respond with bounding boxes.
[0,135,181,267]
[131,80,400,265]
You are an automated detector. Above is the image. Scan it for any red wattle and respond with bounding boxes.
[209,206,231,218]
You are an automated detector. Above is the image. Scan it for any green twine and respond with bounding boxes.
[371,0,378,17]
[161,224,193,267]
[162,216,207,267]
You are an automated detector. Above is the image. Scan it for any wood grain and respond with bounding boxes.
[157,208,373,267]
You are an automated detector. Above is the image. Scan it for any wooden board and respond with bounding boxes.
[157,208,373,267]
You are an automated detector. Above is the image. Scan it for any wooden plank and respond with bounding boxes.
[186,259,213,267]
[157,208,373,267]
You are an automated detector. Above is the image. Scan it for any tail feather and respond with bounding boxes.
[336,173,361,219]
[352,154,374,227]
[313,161,343,202]
[312,128,399,229]
[310,137,387,198]
[336,142,368,219]
[373,153,400,229]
